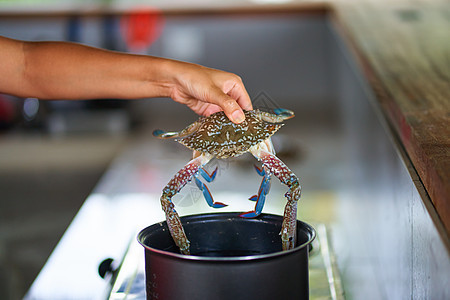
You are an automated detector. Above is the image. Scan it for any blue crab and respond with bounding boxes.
[153,108,301,255]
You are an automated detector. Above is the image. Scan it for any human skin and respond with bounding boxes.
[0,36,252,123]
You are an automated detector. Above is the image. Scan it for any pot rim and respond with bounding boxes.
[137,212,316,262]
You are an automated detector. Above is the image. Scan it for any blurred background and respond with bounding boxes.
[1,1,448,300]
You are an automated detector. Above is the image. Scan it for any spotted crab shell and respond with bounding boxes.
[178,110,283,158]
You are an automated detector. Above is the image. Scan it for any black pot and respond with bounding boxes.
[138,212,315,300]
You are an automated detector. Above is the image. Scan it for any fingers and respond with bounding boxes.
[210,75,253,124]
[209,86,246,124]
[202,103,222,116]
[169,61,252,123]
[180,95,222,117]
[228,77,253,112]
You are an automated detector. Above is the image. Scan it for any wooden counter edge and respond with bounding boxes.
[328,8,450,240]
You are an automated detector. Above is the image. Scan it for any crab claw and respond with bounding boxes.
[152,129,179,139]
[199,167,218,182]
[241,170,271,218]
[248,195,258,202]
[194,171,227,208]
[273,108,295,120]
[239,211,259,218]
[253,164,266,177]
[152,129,164,136]
[250,165,268,201]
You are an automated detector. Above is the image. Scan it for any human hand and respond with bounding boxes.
[167,61,253,124]
[0,36,252,121]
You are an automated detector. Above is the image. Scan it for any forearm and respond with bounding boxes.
[1,36,252,123]
[6,38,174,100]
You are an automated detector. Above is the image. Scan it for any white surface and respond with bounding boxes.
[24,193,161,300]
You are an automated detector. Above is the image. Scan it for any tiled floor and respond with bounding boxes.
[0,133,126,299]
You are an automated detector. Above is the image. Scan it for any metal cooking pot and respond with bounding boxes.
[138,212,315,300]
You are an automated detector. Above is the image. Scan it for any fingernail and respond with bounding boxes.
[231,110,245,123]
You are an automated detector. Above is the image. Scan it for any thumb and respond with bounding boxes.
[208,87,246,124]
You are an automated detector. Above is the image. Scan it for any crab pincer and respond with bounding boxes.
[194,167,228,208]
[240,165,271,218]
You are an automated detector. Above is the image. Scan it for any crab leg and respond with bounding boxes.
[251,147,301,251]
[194,167,228,208]
[153,121,201,139]
[240,165,271,218]
[259,108,294,123]
[160,153,213,254]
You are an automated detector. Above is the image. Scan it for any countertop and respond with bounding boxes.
[331,0,450,237]
[1,0,448,232]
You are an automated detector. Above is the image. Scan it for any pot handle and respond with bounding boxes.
[98,258,118,280]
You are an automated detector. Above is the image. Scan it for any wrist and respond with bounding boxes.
[159,58,201,99]
[142,56,178,98]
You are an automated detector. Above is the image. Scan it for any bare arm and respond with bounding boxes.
[0,36,252,123]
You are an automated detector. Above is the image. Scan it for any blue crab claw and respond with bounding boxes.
[254,164,266,177]
[248,195,258,202]
[248,177,271,201]
[152,129,179,139]
[273,108,295,120]
[241,173,271,218]
[239,211,259,218]
[198,167,218,182]
[194,176,227,208]
[152,129,164,137]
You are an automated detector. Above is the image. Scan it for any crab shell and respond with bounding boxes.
[177,109,283,159]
